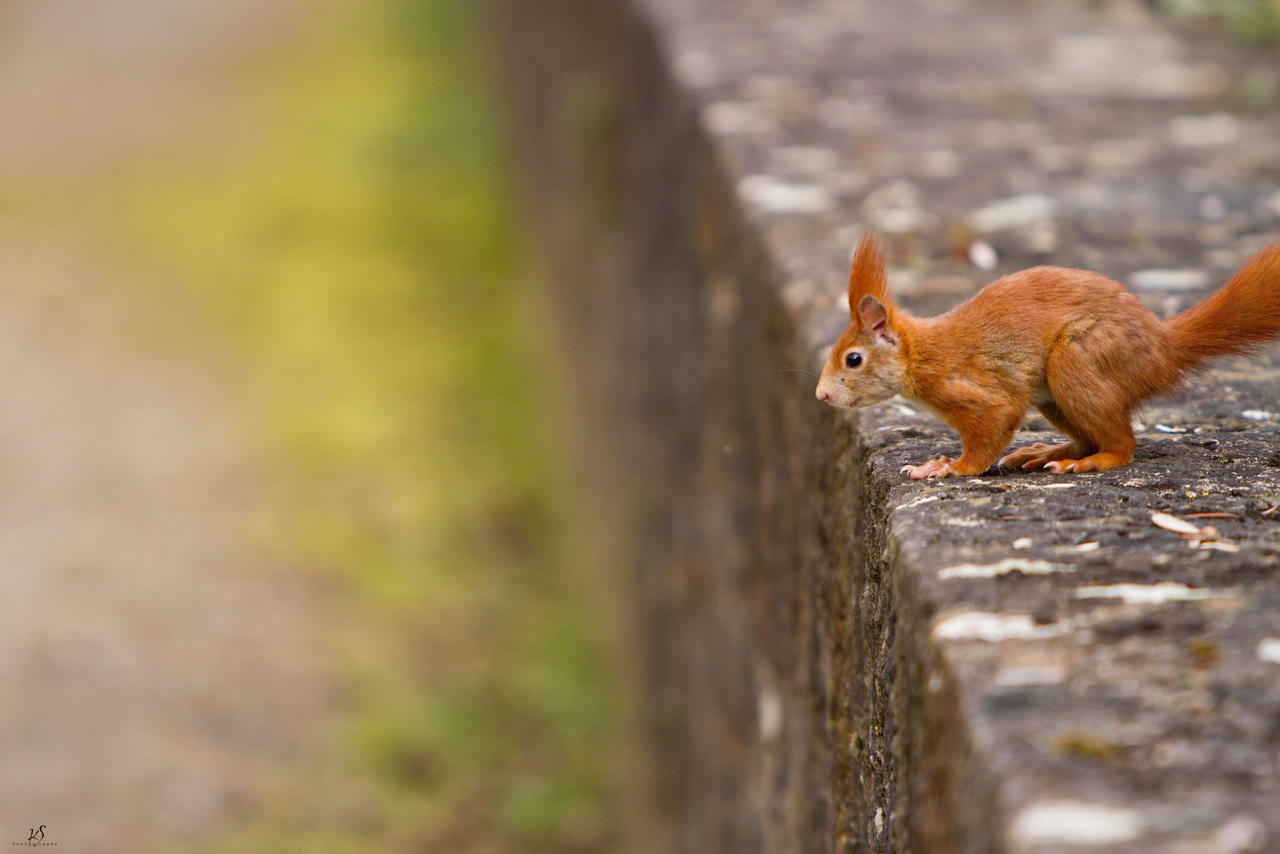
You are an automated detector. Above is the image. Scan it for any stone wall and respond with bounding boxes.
[492,1,1280,851]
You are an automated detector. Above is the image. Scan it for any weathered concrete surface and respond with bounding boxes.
[495,0,1280,851]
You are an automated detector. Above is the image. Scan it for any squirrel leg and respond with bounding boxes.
[1001,401,1096,469]
[1038,361,1136,474]
[904,405,1023,479]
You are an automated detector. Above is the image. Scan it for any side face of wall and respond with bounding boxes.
[489,4,977,852]
[493,4,818,849]
[496,2,1280,852]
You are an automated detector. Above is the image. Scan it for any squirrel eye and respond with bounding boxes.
[844,351,863,369]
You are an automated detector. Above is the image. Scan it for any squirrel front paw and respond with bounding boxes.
[901,456,956,479]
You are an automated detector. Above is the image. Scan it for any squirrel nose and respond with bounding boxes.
[817,389,831,402]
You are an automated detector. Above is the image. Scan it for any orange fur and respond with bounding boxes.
[1167,242,1280,371]
[815,236,1280,478]
[848,233,890,317]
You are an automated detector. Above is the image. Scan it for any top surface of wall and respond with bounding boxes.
[637,0,1280,850]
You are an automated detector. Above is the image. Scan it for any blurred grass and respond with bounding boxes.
[107,0,621,850]
[1155,0,1280,43]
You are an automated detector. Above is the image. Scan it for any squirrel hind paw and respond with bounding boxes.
[1044,451,1128,474]
[1001,442,1075,470]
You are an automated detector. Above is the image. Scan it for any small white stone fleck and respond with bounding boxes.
[969,240,998,271]
[933,612,1071,642]
[675,50,719,88]
[831,170,871,194]
[873,807,884,835]
[773,145,841,174]
[1041,483,1077,489]
[895,494,941,511]
[970,194,1056,232]
[1129,269,1211,291]
[872,207,926,234]
[1087,137,1154,170]
[1257,638,1280,664]
[1011,537,1033,550]
[994,665,1067,687]
[1026,220,1059,253]
[921,148,962,178]
[816,97,858,129]
[1209,812,1268,852]
[1007,801,1142,849]
[1200,194,1227,221]
[1241,409,1276,421]
[816,96,887,131]
[941,518,985,527]
[1033,34,1225,100]
[704,101,779,136]
[938,558,1068,580]
[1169,112,1241,147]
[1075,581,1234,605]
[758,688,783,742]
[1034,144,1074,172]
[737,175,833,214]
[1071,541,1101,553]
[861,179,925,235]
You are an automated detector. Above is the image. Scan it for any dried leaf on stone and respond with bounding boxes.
[1150,512,1203,536]
[1199,541,1241,553]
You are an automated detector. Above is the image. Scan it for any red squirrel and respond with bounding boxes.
[815,235,1280,478]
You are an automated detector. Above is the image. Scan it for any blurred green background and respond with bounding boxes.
[156,2,624,850]
[0,0,622,851]
[1156,0,1280,43]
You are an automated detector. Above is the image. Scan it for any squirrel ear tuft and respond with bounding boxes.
[848,233,889,321]
[858,294,889,331]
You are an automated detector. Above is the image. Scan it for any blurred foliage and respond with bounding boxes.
[110,0,621,851]
[1155,0,1280,43]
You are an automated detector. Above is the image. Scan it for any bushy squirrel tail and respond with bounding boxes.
[1166,241,1280,375]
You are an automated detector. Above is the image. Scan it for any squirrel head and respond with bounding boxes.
[815,234,908,409]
